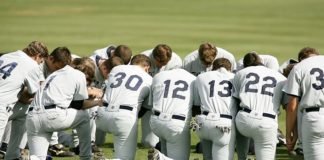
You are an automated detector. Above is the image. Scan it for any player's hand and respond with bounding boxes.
[88,87,103,99]
[286,132,297,152]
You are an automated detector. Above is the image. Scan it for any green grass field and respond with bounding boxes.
[1,0,324,159]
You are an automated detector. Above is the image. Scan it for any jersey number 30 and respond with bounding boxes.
[110,72,143,91]
[0,60,18,79]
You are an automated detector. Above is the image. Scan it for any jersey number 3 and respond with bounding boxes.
[0,60,18,79]
[310,68,324,90]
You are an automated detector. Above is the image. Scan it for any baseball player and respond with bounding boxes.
[236,53,280,72]
[233,53,286,160]
[235,52,281,160]
[193,58,236,160]
[0,41,48,145]
[4,47,83,159]
[283,47,322,160]
[149,68,197,160]
[183,42,236,76]
[96,54,152,159]
[83,45,132,152]
[26,47,102,160]
[140,44,182,148]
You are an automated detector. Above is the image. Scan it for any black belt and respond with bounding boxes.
[239,107,276,119]
[153,111,186,121]
[202,111,232,120]
[305,107,320,113]
[103,102,133,111]
[29,104,57,112]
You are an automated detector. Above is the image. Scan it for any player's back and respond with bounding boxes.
[233,65,286,114]
[31,65,87,109]
[286,55,324,110]
[196,68,235,115]
[0,50,38,105]
[151,69,196,116]
[105,65,152,109]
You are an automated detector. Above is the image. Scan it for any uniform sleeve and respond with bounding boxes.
[73,73,89,100]
[282,67,301,97]
[232,73,241,99]
[24,67,44,94]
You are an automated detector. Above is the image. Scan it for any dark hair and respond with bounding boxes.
[243,52,262,68]
[50,47,72,66]
[23,41,48,58]
[72,57,96,85]
[103,56,124,72]
[283,63,296,78]
[131,54,151,68]
[198,43,217,66]
[114,45,132,64]
[152,44,172,64]
[212,58,232,71]
[298,47,319,62]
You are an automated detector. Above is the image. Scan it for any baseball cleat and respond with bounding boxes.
[48,144,75,157]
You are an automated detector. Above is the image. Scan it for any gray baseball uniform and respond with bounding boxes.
[0,50,39,143]
[26,65,92,160]
[5,62,53,160]
[183,48,237,76]
[283,55,324,160]
[233,65,286,160]
[96,65,152,160]
[149,68,197,160]
[140,49,183,148]
[194,68,236,160]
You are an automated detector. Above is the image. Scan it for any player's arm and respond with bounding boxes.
[285,94,299,152]
[18,87,35,104]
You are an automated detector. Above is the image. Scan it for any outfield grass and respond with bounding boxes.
[1,0,323,159]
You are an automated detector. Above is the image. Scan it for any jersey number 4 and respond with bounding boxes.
[0,60,18,79]
[244,72,277,96]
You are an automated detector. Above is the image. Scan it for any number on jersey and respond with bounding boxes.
[310,68,324,90]
[163,80,189,100]
[209,80,233,97]
[110,72,143,91]
[0,59,18,79]
[244,72,277,96]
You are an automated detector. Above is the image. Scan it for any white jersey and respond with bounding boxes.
[150,69,197,117]
[183,47,236,76]
[236,54,279,72]
[31,65,88,109]
[233,65,286,114]
[0,50,39,105]
[90,45,116,60]
[195,68,235,116]
[283,56,324,110]
[104,65,152,111]
[141,49,182,76]
[25,62,51,95]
